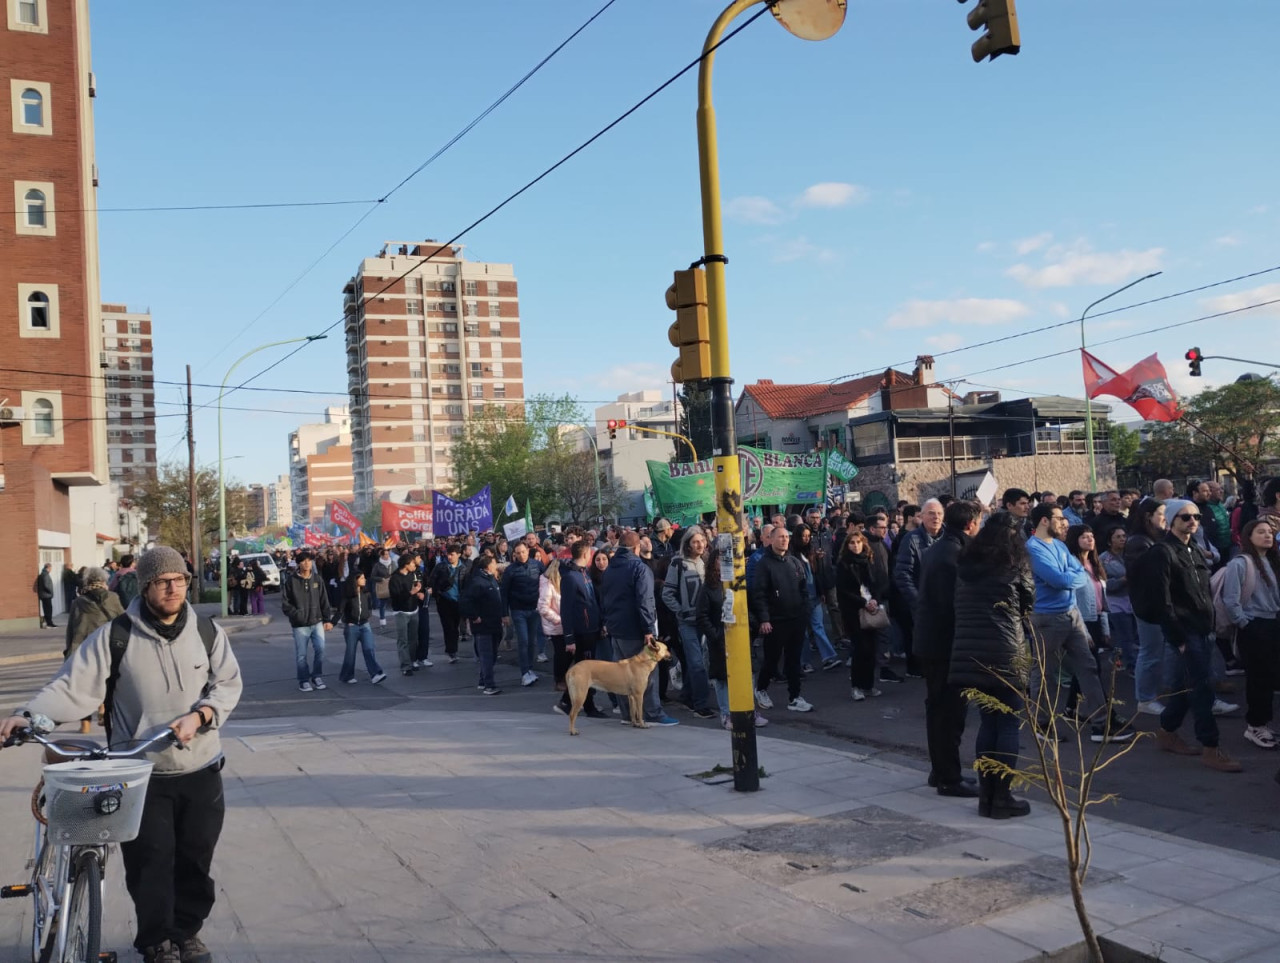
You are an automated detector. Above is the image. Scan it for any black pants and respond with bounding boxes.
[756,619,804,700]
[557,632,603,712]
[1237,617,1280,727]
[415,600,432,661]
[922,656,967,786]
[842,603,877,690]
[892,605,919,675]
[122,763,226,951]
[39,598,54,626]
[436,596,460,655]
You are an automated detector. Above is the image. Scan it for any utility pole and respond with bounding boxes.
[187,365,199,601]
[948,389,958,497]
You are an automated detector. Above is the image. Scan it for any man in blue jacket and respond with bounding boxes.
[599,532,677,726]
[500,541,544,687]
[1027,502,1132,744]
[557,540,607,718]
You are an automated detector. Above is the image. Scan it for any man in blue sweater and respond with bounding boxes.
[1027,502,1132,744]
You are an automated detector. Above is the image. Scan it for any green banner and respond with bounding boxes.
[646,446,855,524]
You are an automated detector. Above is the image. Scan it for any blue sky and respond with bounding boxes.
[88,0,1280,488]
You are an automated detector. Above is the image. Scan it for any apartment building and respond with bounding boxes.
[593,390,682,522]
[344,241,525,512]
[287,406,351,525]
[101,304,156,499]
[266,473,291,528]
[0,0,109,623]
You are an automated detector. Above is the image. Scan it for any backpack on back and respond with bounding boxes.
[115,571,139,608]
[1209,556,1257,641]
[103,613,217,743]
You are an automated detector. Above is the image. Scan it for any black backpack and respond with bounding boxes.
[103,613,217,743]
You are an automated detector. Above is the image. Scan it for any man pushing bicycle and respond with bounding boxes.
[1,546,243,963]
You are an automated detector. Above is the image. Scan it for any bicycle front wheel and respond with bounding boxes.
[28,832,56,963]
[60,852,100,963]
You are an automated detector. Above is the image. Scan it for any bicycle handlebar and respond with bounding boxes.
[1,727,181,757]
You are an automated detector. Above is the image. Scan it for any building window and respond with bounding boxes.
[852,422,891,460]
[488,301,501,318]
[409,363,422,379]
[9,0,46,31]
[406,318,419,336]
[491,362,504,378]
[443,302,456,314]
[464,280,478,296]
[405,277,420,294]
[128,320,142,334]
[406,299,421,315]
[489,321,502,337]
[14,181,54,235]
[30,399,53,436]
[24,189,45,226]
[471,384,483,398]
[20,87,41,125]
[470,362,483,378]
[465,322,479,337]
[465,301,478,317]
[17,283,58,337]
[494,383,506,399]
[492,343,503,359]
[441,281,455,294]
[487,280,499,296]
[22,390,61,445]
[17,0,38,23]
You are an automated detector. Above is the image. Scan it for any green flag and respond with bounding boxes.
[645,445,835,522]
[523,499,533,531]
[642,486,657,522]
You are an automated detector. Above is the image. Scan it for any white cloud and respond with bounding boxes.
[1006,243,1164,289]
[1249,204,1269,215]
[1213,234,1242,247]
[772,237,837,264]
[976,241,997,254]
[1200,283,1280,318]
[886,297,1031,330]
[925,333,966,351]
[1014,232,1053,256]
[795,181,867,209]
[587,362,667,392]
[724,195,785,225]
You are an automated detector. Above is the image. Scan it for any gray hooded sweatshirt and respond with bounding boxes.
[20,599,242,775]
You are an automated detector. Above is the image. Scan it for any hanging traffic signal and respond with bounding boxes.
[1186,347,1203,377]
[964,0,1020,63]
[666,268,711,384]
[607,418,627,440]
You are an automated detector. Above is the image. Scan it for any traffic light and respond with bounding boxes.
[606,418,627,440]
[666,267,711,384]
[964,0,1020,63]
[1186,347,1203,377]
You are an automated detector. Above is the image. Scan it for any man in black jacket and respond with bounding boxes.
[281,552,334,692]
[557,541,607,717]
[1143,499,1241,772]
[749,526,813,713]
[913,500,982,797]
[389,553,422,676]
[892,498,944,679]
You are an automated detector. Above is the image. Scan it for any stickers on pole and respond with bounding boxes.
[722,589,736,625]
[717,533,735,582]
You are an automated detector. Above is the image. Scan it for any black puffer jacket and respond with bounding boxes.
[948,559,1035,691]
[749,550,809,625]
[1138,533,1213,647]
[912,528,970,663]
[459,568,504,639]
[696,582,729,683]
[1124,531,1161,623]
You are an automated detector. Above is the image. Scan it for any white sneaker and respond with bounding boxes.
[345,678,358,685]
[1244,725,1278,749]
[852,687,867,702]
[1212,699,1240,716]
[1136,700,1166,716]
[521,670,538,687]
[370,672,387,684]
[298,681,313,692]
[755,689,773,709]
[379,618,387,627]
[311,677,327,690]
[787,696,813,712]
[419,659,433,668]
[753,712,770,728]
[536,653,549,664]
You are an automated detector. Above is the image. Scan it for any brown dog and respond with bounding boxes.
[565,638,671,735]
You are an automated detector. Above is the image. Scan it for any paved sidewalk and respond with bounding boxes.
[3,704,1278,962]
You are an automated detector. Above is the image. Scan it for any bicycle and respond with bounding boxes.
[1,726,178,963]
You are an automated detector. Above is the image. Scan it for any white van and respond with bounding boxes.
[237,553,281,591]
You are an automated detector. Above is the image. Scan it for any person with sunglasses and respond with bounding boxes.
[1143,499,1242,772]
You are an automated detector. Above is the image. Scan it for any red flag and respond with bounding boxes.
[303,529,324,547]
[381,500,433,535]
[328,499,360,532]
[1081,350,1182,422]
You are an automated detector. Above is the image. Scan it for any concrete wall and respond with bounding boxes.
[852,453,1118,507]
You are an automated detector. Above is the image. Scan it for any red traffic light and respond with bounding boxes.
[606,419,617,430]
[1185,348,1202,361]
[617,419,627,428]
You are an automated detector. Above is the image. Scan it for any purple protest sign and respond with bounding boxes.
[432,485,493,537]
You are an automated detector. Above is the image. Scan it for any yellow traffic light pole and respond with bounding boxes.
[694,0,845,791]
[628,424,698,462]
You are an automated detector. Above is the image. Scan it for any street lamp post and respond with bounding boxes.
[695,0,845,792]
[219,336,326,616]
[560,424,603,523]
[1078,272,1161,490]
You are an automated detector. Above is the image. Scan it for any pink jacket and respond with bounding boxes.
[537,575,562,637]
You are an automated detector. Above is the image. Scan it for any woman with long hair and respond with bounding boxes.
[1125,498,1173,714]
[950,511,1035,819]
[698,545,769,730]
[339,569,386,685]
[1222,519,1280,748]
[835,528,882,701]
[1100,526,1137,674]
[789,523,840,674]
[537,559,565,691]
[1066,524,1114,714]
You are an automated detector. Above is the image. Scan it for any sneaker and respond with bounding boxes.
[536,653,549,663]
[345,678,358,685]
[612,705,621,715]
[402,668,415,677]
[448,655,460,664]
[754,712,770,728]
[905,669,924,680]
[371,672,387,685]
[1091,726,1136,744]
[1154,728,1201,756]
[552,703,568,716]
[298,681,313,692]
[482,686,502,695]
[721,716,732,730]
[143,941,182,963]
[821,657,842,672]
[1245,725,1278,749]
[312,677,327,690]
[755,689,773,709]
[787,696,814,712]
[379,618,387,627]
[419,659,433,668]
[692,707,718,720]
[1212,699,1240,716]
[1224,660,1246,677]
[180,935,212,963]
[801,663,815,675]
[521,671,538,687]
[879,668,905,684]
[1201,746,1243,772]
[852,687,867,702]
[648,715,679,726]
[1136,700,1166,716]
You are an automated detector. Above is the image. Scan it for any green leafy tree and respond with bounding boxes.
[134,462,247,556]
[1147,376,1280,478]
[677,383,713,463]
[1105,421,1141,471]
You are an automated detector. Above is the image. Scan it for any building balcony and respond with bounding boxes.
[894,431,1110,463]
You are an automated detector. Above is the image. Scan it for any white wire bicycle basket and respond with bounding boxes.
[41,759,154,845]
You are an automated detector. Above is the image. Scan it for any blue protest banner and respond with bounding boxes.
[432,485,493,537]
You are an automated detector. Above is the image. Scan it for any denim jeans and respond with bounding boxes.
[1134,617,1176,703]
[804,602,837,665]
[611,636,663,721]
[509,608,541,674]
[340,623,383,681]
[474,632,498,688]
[1029,610,1107,725]
[376,596,387,621]
[676,622,712,711]
[975,686,1022,776]
[1160,632,1219,747]
[1109,611,1138,671]
[292,623,325,683]
[712,678,729,721]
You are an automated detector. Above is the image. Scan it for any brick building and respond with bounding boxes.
[344,241,525,512]
[288,406,351,525]
[101,303,156,499]
[0,0,108,624]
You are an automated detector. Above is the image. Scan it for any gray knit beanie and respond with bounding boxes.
[1163,498,1195,523]
[136,546,188,588]
[84,566,111,588]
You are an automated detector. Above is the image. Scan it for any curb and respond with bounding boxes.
[0,617,273,667]
[0,650,62,668]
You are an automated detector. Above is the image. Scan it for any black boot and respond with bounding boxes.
[977,772,995,818]
[985,773,1031,819]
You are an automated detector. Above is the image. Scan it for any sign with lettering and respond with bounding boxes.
[431,485,493,537]
[381,500,434,535]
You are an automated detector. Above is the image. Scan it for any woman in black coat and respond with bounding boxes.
[697,546,768,729]
[460,555,505,694]
[339,570,386,685]
[949,511,1035,819]
[835,529,884,701]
